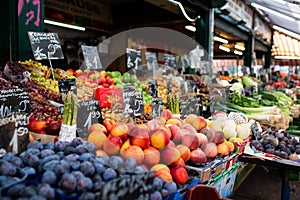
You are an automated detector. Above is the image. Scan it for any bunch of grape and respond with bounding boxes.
[29,91,61,122]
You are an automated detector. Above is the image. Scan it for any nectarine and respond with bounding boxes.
[176,144,191,162]
[103,135,123,155]
[171,166,188,184]
[110,122,129,140]
[192,116,207,132]
[150,129,170,149]
[202,142,218,159]
[190,148,207,164]
[122,145,144,165]
[143,146,161,166]
[87,130,107,149]
[88,123,107,135]
[161,146,181,166]
[181,133,200,151]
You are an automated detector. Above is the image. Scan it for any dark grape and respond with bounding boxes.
[38,183,55,199]
[77,177,93,192]
[80,161,95,177]
[59,173,77,194]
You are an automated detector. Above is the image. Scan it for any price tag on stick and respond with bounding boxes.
[76,99,102,140]
[152,97,163,119]
[134,91,144,116]
[122,85,135,118]
[148,79,158,97]
[179,97,188,120]
[81,45,102,69]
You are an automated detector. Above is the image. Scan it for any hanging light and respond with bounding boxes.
[214,36,228,44]
[219,45,230,52]
[44,19,86,31]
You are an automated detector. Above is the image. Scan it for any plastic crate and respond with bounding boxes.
[209,173,224,195]
[221,163,239,198]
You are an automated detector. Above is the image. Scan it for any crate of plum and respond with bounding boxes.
[246,129,300,166]
[0,160,28,197]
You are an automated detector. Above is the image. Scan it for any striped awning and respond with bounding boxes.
[272,31,300,57]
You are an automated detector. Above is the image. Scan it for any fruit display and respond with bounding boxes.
[74,69,114,102]
[19,60,59,94]
[28,91,62,135]
[0,137,180,199]
[85,110,239,187]
[107,71,152,105]
[250,129,300,161]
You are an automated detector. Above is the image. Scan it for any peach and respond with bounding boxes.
[192,116,207,132]
[88,123,107,135]
[179,129,190,138]
[103,135,123,155]
[166,124,181,144]
[190,148,207,164]
[120,139,131,157]
[130,126,150,149]
[202,142,218,159]
[185,114,197,125]
[166,118,182,127]
[95,149,109,157]
[153,125,172,139]
[161,146,181,166]
[122,145,144,165]
[224,141,235,152]
[110,122,129,140]
[181,133,200,151]
[150,129,170,149]
[174,157,185,167]
[155,170,173,182]
[150,163,170,173]
[200,127,216,143]
[102,119,116,133]
[87,130,107,149]
[181,123,197,134]
[213,130,225,145]
[155,117,167,125]
[217,143,230,156]
[147,119,163,131]
[168,140,176,148]
[195,133,208,149]
[171,166,188,184]
[143,146,161,166]
[176,144,191,162]
[160,109,173,120]
[127,123,135,133]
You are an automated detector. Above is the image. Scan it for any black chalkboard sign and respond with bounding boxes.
[81,45,102,69]
[58,78,77,97]
[148,79,158,97]
[179,97,188,120]
[186,80,197,93]
[101,171,155,200]
[188,96,201,116]
[76,99,102,139]
[122,85,135,118]
[0,88,30,153]
[164,54,176,68]
[126,48,142,69]
[28,32,64,60]
[152,97,163,119]
[0,88,31,118]
[134,91,144,116]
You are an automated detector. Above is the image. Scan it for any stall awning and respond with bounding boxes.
[272,31,300,58]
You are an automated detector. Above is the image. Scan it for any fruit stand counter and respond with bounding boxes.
[238,146,300,200]
[232,162,256,195]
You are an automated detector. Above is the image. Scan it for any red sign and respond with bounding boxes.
[94,87,122,108]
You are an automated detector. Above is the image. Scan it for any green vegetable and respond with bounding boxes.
[226,102,281,115]
[241,76,257,91]
[229,92,260,108]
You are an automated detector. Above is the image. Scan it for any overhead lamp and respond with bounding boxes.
[44,19,86,31]
[213,36,228,44]
[168,0,200,22]
[185,25,196,32]
[251,3,296,22]
[234,44,245,51]
[273,0,286,4]
[275,56,300,59]
[273,25,300,40]
[219,45,230,52]
[234,50,243,55]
